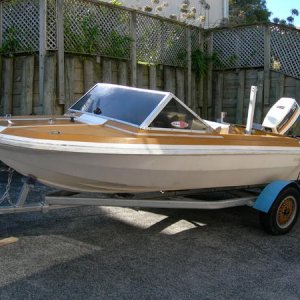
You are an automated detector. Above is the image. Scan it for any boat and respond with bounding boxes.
[0,83,300,194]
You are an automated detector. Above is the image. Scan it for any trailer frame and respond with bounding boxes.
[0,175,299,235]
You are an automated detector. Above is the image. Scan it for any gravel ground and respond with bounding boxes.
[0,171,300,300]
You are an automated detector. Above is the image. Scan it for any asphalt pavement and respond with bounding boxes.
[0,172,300,300]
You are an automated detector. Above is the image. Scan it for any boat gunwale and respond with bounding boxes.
[1,133,300,155]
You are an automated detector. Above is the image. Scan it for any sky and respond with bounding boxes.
[266,0,300,25]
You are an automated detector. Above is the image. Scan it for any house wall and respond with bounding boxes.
[102,0,229,27]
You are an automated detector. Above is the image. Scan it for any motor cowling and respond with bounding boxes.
[262,98,300,134]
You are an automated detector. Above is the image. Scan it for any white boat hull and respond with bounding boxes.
[0,138,299,193]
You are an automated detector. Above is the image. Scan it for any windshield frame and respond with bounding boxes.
[141,94,210,133]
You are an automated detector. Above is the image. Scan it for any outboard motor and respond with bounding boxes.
[262,98,300,135]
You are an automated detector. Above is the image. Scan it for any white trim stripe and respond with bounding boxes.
[0,134,300,155]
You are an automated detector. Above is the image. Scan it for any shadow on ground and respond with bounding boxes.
[0,172,300,299]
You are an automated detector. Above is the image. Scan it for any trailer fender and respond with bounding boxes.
[253,180,299,213]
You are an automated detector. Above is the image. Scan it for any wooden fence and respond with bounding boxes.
[1,0,300,124]
[212,69,300,124]
[1,52,300,125]
[0,53,206,117]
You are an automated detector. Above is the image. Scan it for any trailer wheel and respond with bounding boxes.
[259,186,300,235]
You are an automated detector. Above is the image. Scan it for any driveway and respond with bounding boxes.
[0,172,300,299]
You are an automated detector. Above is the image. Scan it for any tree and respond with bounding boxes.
[272,9,299,26]
[291,9,299,17]
[229,0,271,25]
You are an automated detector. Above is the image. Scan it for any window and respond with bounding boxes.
[149,98,207,131]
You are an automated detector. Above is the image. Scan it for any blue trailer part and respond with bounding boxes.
[253,180,298,213]
[254,181,300,235]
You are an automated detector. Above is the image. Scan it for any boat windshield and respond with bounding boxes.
[69,84,166,126]
[150,98,208,131]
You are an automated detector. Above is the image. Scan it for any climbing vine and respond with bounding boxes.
[0,27,21,54]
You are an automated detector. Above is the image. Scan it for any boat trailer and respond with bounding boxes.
[0,171,299,235]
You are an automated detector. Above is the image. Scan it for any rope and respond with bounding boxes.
[0,168,14,206]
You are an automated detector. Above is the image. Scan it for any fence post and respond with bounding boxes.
[65,56,75,109]
[206,31,213,120]
[263,25,271,106]
[39,0,47,110]
[57,0,65,104]
[21,56,35,115]
[255,70,264,123]
[215,72,223,120]
[186,27,192,108]
[118,61,128,86]
[0,2,2,106]
[198,29,204,113]
[0,1,3,48]
[236,70,245,124]
[130,11,137,87]
[160,20,165,65]
[2,58,13,114]
[149,65,157,90]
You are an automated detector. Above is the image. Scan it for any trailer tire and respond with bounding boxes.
[259,186,300,235]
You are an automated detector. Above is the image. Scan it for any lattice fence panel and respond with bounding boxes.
[162,21,186,67]
[212,26,264,69]
[191,28,202,52]
[47,0,57,50]
[63,0,131,58]
[270,25,300,79]
[136,13,162,64]
[136,14,188,67]
[202,31,210,54]
[1,0,39,52]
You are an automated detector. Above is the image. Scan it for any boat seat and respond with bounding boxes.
[205,120,232,134]
[151,112,175,128]
[213,125,234,134]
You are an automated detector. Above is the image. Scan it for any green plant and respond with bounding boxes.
[110,0,122,5]
[191,49,222,78]
[64,15,100,54]
[64,10,131,58]
[227,54,238,66]
[107,30,132,58]
[0,27,21,54]
[80,16,101,53]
